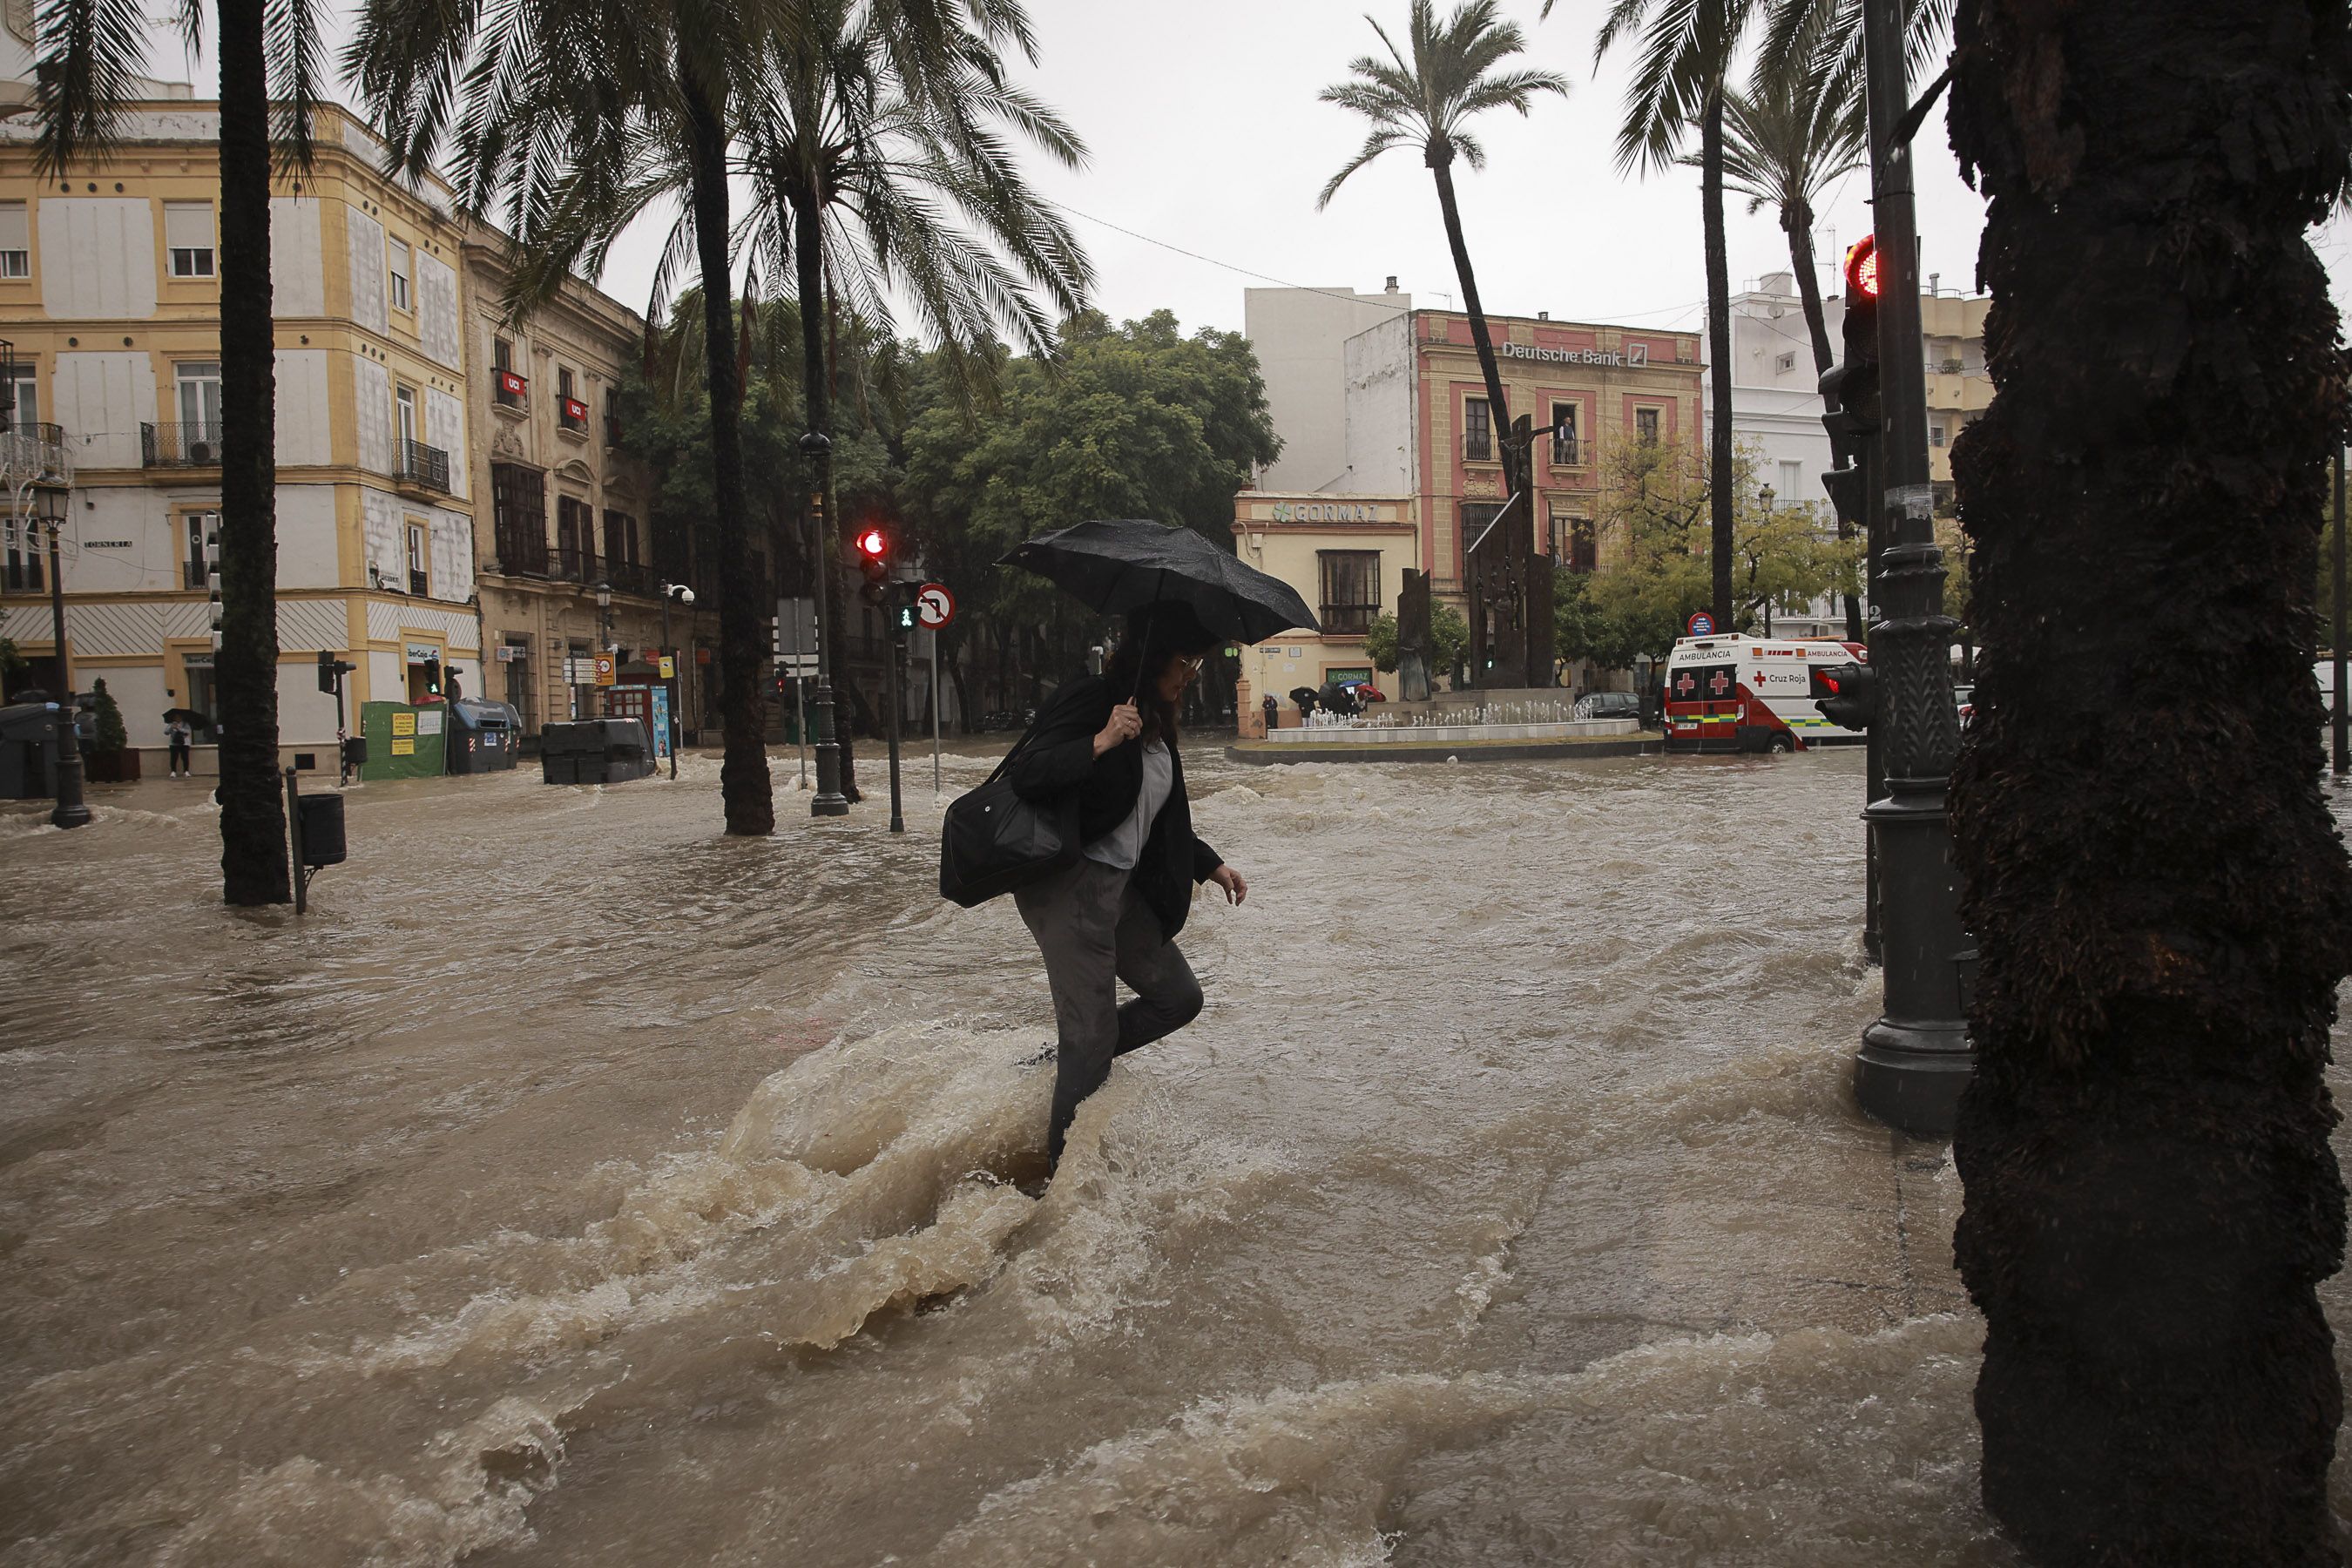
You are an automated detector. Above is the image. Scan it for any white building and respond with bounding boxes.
[1243,280,1412,493]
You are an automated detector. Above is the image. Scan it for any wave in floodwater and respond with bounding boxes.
[3,749,2349,1567]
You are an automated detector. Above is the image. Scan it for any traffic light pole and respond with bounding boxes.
[885,626,905,834]
[1855,0,1971,1137]
[799,432,849,817]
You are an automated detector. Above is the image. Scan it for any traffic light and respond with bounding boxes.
[315,649,356,693]
[889,595,919,636]
[1819,235,1882,443]
[855,524,892,605]
[1809,660,1878,731]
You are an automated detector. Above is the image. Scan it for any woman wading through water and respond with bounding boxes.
[1007,604,1249,1171]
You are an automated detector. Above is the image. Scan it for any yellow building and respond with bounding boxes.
[463,222,716,740]
[0,100,483,770]
[1921,290,1991,505]
[1229,493,1415,723]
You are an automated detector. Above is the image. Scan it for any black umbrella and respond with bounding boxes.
[161,707,213,728]
[999,519,1321,645]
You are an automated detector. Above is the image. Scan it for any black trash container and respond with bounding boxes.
[446,697,523,774]
[296,791,347,867]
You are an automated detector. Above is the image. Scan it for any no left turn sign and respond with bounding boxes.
[916,583,956,630]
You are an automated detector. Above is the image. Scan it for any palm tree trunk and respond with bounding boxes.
[1429,152,1523,684]
[1948,2,2352,1562]
[792,188,859,801]
[686,78,773,836]
[1700,84,1735,627]
[214,0,287,906]
[1785,200,1863,639]
[822,280,858,798]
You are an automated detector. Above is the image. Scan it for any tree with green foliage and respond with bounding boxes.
[901,309,1279,719]
[88,678,125,756]
[1364,603,1469,683]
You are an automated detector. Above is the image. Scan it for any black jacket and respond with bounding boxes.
[1006,674,1222,938]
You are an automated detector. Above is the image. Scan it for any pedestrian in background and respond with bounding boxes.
[165,713,193,778]
[1008,602,1249,1172]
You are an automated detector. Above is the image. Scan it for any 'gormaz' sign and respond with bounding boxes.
[1502,341,1649,368]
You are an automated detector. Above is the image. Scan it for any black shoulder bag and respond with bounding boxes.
[938,723,1082,908]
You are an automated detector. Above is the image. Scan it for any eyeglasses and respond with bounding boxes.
[1176,653,1206,675]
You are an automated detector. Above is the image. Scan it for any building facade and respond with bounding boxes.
[463,225,714,740]
[1243,280,1412,493]
[0,102,488,772]
[1233,295,1705,707]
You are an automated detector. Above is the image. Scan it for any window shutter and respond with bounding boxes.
[0,203,26,251]
[164,201,213,251]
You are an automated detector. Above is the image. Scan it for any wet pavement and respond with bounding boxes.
[0,747,2344,1566]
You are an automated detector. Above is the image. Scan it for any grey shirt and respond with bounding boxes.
[1084,739,1173,871]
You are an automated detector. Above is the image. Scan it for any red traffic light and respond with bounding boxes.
[855,526,889,560]
[1845,235,1880,300]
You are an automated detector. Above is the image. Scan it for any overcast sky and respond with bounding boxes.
[152,0,2352,340]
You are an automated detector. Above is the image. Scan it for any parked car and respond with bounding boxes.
[1574,691,1643,721]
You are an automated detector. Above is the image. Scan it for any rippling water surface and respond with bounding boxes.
[3,746,2349,1566]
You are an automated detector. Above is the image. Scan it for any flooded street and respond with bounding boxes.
[4,747,2350,1566]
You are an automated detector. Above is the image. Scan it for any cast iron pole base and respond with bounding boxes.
[810,677,848,817]
[50,716,89,829]
[1854,783,1972,1138]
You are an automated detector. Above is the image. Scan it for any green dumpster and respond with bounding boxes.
[360,701,448,781]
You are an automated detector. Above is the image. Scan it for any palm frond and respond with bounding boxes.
[31,0,153,173]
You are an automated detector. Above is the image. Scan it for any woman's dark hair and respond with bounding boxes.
[1105,605,1213,748]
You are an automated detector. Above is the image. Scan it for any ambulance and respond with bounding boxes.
[1661,632,1869,754]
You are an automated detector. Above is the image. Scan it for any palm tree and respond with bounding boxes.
[1567,0,1764,631]
[1318,0,1568,681]
[741,0,1090,795]
[353,0,788,835]
[353,0,1080,819]
[1698,44,1865,632]
[1946,0,2352,1561]
[36,0,322,905]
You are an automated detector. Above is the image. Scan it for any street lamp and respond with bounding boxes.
[37,482,87,828]
[1760,483,1775,511]
[661,581,693,780]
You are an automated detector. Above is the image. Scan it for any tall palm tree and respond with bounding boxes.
[352,0,787,835]
[1567,0,1763,630]
[742,0,1089,795]
[1698,44,1865,632]
[1947,0,2352,1561]
[1318,0,1568,681]
[36,0,322,905]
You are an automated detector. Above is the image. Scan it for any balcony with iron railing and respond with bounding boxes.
[558,397,591,436]
[182,559,206,589]
[396,437,450,493]
[143,422,224,468]
[495,524,550,578]
[0,422,71,484]
[1463,432,1495,463]
[1546,436,1585,467]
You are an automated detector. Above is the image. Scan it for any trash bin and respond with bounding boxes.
[342,735,368,771]
[446,697,523,774]
[596,717,655,782]
[0,702,58,799]
[296,791,346,867]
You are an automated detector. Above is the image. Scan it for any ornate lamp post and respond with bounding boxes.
[661,581,693,780]
[38,480,87,828]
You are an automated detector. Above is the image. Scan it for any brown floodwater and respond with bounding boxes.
[2,747,2349,1566]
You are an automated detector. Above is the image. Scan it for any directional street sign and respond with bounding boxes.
[593,653,617,687]
[916,582,956,631]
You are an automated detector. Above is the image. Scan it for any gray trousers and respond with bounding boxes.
[1015,857,1204,1165]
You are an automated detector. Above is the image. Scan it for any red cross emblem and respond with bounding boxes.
[1707,671,1732,697]
[1675,672,1696,697]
